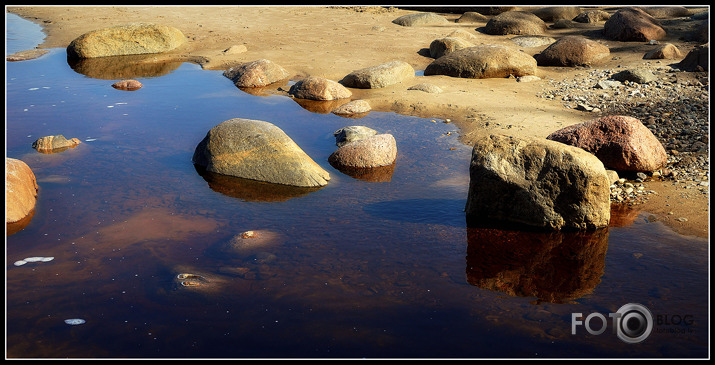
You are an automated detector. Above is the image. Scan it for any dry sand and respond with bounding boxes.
[6,5,709,238]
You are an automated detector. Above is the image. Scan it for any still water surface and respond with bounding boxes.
[5,13,709,358]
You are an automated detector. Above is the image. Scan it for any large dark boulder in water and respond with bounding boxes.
[465,134,611,231]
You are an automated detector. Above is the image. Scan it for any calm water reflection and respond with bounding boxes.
[5,13,709,358]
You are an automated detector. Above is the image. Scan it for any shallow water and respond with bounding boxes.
[5,13,709,358]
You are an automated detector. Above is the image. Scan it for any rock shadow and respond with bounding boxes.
[363,198,466,227]
[329,162,396,182]
[235,79,289,97]
[291,97,352,114]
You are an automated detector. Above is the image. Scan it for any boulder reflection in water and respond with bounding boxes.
[292,97,352,114]
[67,53,183,80]
[194,164,323,202]
[465,225,609,303]
[329,163,395,182]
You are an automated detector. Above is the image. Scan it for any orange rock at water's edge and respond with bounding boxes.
[6,158,39,224]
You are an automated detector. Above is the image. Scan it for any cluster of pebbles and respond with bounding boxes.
[538,63,709,204]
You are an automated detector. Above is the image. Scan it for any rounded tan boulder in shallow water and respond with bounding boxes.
[192,118,330,188]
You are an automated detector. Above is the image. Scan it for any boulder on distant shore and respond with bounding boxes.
[535,35,610,67]
[67,23,185,59]
[642,6,692,18]
[529,7,582,22]
[192,118,330,187]
[604,7,666,42]
[484,11,547,35]
[456,12,489,23]
[546,115,667,172]
[643,43,682,59]
[573,9,611,23]
[341,61,415,89]
[465,134,611,231]
[424,45,537,79]
[429,37,474,59]
[392,12,449,27]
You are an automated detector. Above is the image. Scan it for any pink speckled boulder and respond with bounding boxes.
[328,134,397,168]
[604,7,666,42]
[112,79,143,90]
[547,115,667,172]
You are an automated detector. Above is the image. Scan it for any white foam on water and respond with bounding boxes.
[64,318,86,325]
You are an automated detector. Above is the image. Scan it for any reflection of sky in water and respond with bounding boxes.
[5,13,46,55]
[5,13,709,359]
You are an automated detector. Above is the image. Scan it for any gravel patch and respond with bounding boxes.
[537,63,709,204]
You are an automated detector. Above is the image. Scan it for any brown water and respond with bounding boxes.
[5,14,709,358]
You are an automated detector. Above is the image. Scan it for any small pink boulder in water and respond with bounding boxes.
[112,79,143,90]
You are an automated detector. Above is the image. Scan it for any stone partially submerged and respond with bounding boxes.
[289,76,352,100]
[223,59,290,88]
[464,134,611,231]
[32,135,81,153]
[424,45,537,79]
[67,23,185,59]
[192,118,330,187]
[333,125,378,147]
[328,134,397,169]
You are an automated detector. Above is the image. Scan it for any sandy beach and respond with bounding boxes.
[6,5,709,238]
